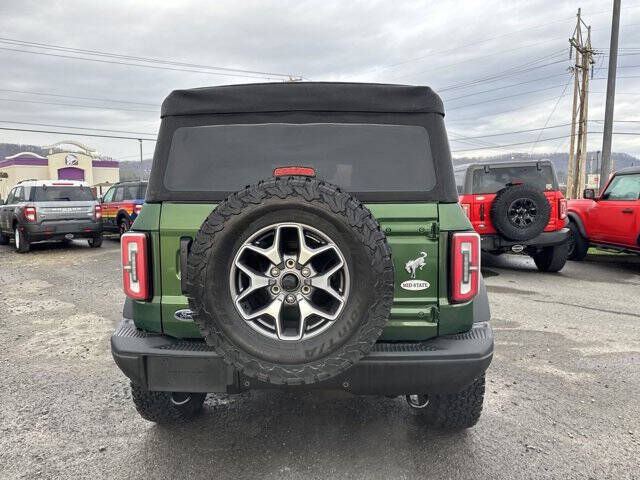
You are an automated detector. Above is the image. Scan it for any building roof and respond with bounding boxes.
[4,151,47,160]
[161,82,444,117]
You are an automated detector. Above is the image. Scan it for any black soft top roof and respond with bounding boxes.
[454,159,555,172]
[161,82,444,117]
[617,166,640,175]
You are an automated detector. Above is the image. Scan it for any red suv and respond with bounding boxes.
[567,166,640,260]
[455,160,569,272]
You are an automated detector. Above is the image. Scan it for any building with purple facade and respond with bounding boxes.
[0,140,119,199]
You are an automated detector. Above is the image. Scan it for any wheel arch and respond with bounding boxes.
[116,210,131,225]
[567,212,587,238]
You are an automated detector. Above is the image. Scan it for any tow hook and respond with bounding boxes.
[406,394,429,409]
[170,392,192,406]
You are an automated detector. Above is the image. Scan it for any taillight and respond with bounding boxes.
[94,204,102,220]
[460,203,471,219]
[134,204,142,215]
[559,198,567,220]
[121,232,150,300]
[274,166,315,177]
[450,232,480,303]
[23,206,37,222]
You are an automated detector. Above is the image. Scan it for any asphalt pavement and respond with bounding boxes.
[1,239,639,480]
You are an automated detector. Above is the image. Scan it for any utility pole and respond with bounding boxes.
[566,9,596,199]
[138,138,144,181]
[600,0,621,191]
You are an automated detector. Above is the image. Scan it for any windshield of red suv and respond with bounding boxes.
[470,165,557,194]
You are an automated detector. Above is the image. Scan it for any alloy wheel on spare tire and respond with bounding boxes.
[186,175,394,386]
[489,184,551,242]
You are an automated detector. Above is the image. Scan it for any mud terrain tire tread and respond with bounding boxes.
[567,221,589,261]
[424,376,485,429]
[186,176,394,386]
[130,383,206,423]
[532,243,568,272]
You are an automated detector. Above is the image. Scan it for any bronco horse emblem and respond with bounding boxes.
[405,251,427,279]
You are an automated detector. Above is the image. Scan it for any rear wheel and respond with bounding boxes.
[410,376,486,429]
[88,235,103,248]
[130,383,206,423]
[532,243,568,272]
[567,221,589,261]
[14,227,30,253]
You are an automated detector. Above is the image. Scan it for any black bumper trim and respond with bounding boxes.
[481,228,569,250]
[111,319,493,395]
[23,220,102,241]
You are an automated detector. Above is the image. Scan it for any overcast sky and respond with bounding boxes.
[0,0,638,161]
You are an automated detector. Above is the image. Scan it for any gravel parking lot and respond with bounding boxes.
[1,239,639,480]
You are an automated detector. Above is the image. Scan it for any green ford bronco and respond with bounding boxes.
[111,82,493,429]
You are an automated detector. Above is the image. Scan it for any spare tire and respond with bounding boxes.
[489,184,551,241]
[186,175,394,386]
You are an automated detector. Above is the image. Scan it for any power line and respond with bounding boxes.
[0,126,157,141]
[451,132,639,153]
[0,37,301,79]
[449,119,639,141]
[0,46,289,81]
[446,83,569,110]
[530,73,574,152]
[449,123,572,141]
[0,119,156,136]
[389,44,568,81]
[442,72,571,101]
[451,135,573,152]
[438,59,568,92]
[448,92,572,122]
[0,88,159,107]
[0,97,156,113]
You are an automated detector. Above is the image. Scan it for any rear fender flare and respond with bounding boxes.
[567,212,587,238]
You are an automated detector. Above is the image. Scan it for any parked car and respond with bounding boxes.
[110,82,493,429]
[0,179,102,253]
[455,160,569,272]
[567,166,640,259]
[99,181,147,236]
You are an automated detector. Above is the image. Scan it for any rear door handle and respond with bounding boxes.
[621,208,634,214]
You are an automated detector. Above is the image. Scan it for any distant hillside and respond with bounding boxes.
[0,143,51,158]
[118,159,153,181]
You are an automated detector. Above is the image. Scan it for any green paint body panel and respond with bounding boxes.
[129,200,476,340]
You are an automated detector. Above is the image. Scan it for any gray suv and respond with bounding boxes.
[0,180,103,253]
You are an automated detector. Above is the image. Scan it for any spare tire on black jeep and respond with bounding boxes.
[490,184,551,241]
[186,175,394,386]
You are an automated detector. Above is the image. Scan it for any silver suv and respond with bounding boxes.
[0,180,103,253]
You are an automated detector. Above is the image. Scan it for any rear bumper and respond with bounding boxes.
[111,319,493,395]
[23,220,102,241]
[481,228,569,251]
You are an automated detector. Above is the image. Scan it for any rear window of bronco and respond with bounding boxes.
[470,165,557,194]
[164,123,436,193]
[32,186,95,202]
